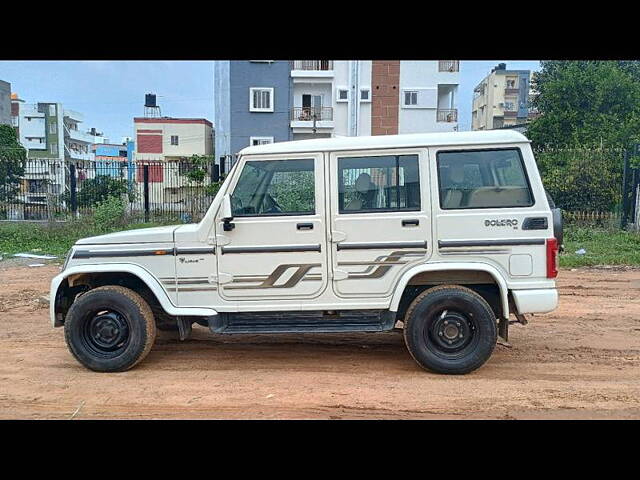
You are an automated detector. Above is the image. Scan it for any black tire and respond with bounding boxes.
[64,286,157,372]
[403,285,497,374]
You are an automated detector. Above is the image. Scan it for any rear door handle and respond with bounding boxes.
[402,219,419,227]
[297,223,314,230]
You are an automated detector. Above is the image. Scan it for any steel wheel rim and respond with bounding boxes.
[424,308,479,359]
[80,309,130,359]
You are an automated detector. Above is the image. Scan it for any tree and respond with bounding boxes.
[528,61,640,149]
[75,175,129,208]
[527,61,640,211]
[0,124,27,202]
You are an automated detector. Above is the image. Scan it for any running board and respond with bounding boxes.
[208,310,396,334]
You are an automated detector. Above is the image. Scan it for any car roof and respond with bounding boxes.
[239,130,530,156]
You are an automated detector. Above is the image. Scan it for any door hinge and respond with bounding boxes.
[332,269,349,281]
[216,234,231,246]
[217,272,233,284]
[331,230,347,243]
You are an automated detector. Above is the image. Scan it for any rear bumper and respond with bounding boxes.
[511,288,558,314]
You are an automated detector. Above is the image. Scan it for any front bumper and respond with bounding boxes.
[511,288,558,314]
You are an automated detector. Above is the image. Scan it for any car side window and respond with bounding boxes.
[338,154,420,213]
[231,159,315,216]
[437,148,534,209]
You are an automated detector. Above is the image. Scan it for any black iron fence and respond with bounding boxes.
[0,159,222,223]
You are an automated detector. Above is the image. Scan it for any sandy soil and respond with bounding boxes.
[0,263,639,420]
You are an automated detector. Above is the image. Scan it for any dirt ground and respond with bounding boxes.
[0,262,639,420]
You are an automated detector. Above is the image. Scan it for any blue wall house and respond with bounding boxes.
[93,143,130,178]
[214,61,293,168]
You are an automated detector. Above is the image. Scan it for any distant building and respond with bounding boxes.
[133,116,214,208]
[214,61,293,167]
[0,80,10,125]
[9,94,108,219]
[471,63,536,130]
[214,60,460,164]
[93,142,131,178]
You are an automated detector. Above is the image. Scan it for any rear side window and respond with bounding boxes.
[338,154,420,213]
[437,148,533,209]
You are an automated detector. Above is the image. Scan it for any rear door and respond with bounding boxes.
[432,145,552,282]
[215,153,328,301]
[328,148,432,298]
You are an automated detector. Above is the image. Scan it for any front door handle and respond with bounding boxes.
[297,223,314,230]
[402,219,419,227]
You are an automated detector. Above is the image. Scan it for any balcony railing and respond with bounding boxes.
[291,60,334,71]
[438,60,459,72]
[291,107,334,122]
[437,109,458,123]
[504,87,519,95]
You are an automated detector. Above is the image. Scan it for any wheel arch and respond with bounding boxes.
[50,263,217,327]
[390,262,509,319]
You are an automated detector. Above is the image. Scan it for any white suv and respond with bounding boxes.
[51,131,561,374]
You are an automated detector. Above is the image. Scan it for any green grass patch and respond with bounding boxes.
[560,227,640,267]
[0,220,174,258]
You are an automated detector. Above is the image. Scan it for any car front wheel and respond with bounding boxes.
[64,285,157,372]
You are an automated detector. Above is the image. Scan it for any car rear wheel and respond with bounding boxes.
[64,286,157,372]
[403,285,497,374]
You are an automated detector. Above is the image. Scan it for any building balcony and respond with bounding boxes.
[438,60,459,72]
[291,61,334,82]
[65,127,95,144]
[437,109,458,123]
[504,110,518,118]
[290,107,334,130]
[504,88,520,95]
[63,109,84,123]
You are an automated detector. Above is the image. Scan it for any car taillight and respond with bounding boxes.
[546,237,559,278]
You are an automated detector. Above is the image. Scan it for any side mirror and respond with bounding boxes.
[221,194,235,231]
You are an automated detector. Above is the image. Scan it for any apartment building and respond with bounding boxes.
[471,63,535,131]
[0,80,10,125]
[214,60,460,163]
[9,94,108,218]
[133,116,214,206]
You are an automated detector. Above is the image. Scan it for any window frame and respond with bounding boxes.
[336,152,422,215]
[170,135,179,145]
[435,147,536,211]
[249,136,275,146]
[249,87,275,112]
[403,90,418,107]
[230,158,317,218]
[360,88,371,102]
[336,87,349,102]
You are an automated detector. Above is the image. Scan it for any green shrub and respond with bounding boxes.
[93,195,126,232]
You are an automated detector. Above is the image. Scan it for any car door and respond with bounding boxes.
[328,148,432,298]
[215,153,328,301]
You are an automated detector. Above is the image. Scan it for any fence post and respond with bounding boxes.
[143,165,149,223]
[69,163,77,215]
[621,149,630,229]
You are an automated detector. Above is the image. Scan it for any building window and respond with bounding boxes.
[404,91,418,106]
[49,122,56,134]
[250,136,274,146]
[171,135,179,145]
[437,149,534,210]
[337,88,349,102]
[49,105,56,116]
[338,155,421,213]
[50,143,58,155]
[360,88,371,102]
[504,101,515,111]
[250,87,274,112]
